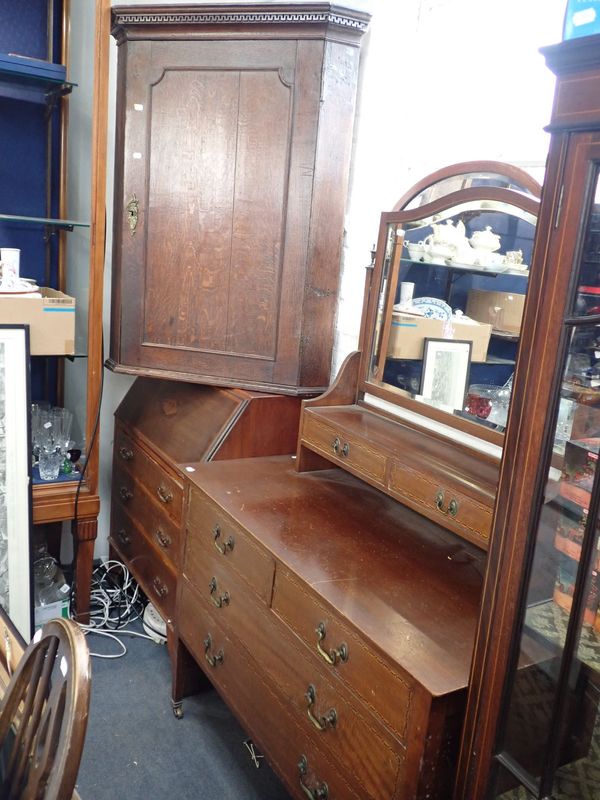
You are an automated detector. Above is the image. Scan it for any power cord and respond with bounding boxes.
[76,559,159,659]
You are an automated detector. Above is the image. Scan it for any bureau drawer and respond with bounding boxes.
[112,468,181,569]
[186,486,274,605]
[388,460,492,547]
[114,427,183,525]
[272,568,413,740]
[110,504,177,622]
[302,414,387,486]
[178,579,363,800]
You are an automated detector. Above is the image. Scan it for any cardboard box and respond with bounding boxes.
[563,0,600,40]
[388,312,492,362]
[466,289,526,335]
[0,288,75,355]
[34,598,69,631]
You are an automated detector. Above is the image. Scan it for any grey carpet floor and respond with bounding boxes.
[75,624,291,799]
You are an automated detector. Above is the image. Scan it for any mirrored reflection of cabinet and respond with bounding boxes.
[364,162,541,446]
[108,3,369,395]
[456,36,600,800]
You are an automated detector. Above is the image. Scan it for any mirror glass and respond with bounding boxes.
[367,197,537,436]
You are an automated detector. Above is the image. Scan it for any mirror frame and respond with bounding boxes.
[357,162,542,448]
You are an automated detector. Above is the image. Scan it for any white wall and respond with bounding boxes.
[84,0,565,558]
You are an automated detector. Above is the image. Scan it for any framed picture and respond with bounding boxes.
[420,338,472,412]
[0,325,33,640]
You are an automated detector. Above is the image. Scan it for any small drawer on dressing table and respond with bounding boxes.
[301,414,386,486]
[388,461,493,547]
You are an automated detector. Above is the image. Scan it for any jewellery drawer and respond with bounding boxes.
[112,472,181,569]
[185,486,274,606]
[178,579,363,800]
[113,429,184,526]
[110,504,177,622]
[388,460,493,548]
[301,413,387,486]
[180,553,403,798]
[272,568,413,740]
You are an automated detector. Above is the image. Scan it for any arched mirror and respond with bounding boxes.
[360,161,541,447]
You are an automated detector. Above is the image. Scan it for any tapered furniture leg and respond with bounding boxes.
[71,517,97,624]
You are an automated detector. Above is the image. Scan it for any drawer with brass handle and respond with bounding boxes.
[272,567,413,740]
[113,429,183,525]
[113,463,181,568]
[301,414,386,486]
[180,570,403,799]
[186,486,274,605]
[110,505,176,623]
[388,461,492,548]
[177,580,366,800]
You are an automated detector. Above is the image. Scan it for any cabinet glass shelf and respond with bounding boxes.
[399,257,529,278]
[0,213,89,230]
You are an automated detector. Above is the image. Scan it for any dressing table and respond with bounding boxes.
[166,163,541,798]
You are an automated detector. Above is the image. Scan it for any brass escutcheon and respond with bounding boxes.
[126,193,139,235]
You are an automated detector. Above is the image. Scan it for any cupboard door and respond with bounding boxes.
[109,7,368,394]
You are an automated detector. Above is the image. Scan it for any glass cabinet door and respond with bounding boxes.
[490,163,600,799]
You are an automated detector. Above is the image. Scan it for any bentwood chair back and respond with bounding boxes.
[0,617,91,800]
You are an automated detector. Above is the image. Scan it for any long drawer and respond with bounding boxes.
[178,578,364,800]
[186,486,274,605]
[272,567,414,740]
[110,502,177,622]
[114,426,184,526]
[182,550,402,799]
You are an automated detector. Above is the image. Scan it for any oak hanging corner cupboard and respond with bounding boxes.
[107,3,370,396]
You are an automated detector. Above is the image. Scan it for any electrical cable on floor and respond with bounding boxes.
[77,559,159,659]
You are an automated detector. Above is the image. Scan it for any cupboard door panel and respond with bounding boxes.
[144,67,291,359]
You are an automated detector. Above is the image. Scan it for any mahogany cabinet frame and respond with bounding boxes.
[454,36,600,798]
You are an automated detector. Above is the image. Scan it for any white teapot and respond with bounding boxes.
[469,225,501,253]
[430,219,464,248]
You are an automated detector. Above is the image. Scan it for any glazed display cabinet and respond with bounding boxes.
[456,34,600,800]
[0,1,110,623]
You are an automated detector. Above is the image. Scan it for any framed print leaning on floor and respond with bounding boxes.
[0,325,32,640]
[420,338,472,412]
